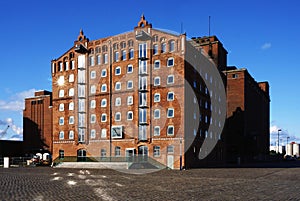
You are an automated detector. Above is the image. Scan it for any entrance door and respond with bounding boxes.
[138,146,148,162]
[77,149,86,162]
[126,148,135,162]
[167,155,174,169]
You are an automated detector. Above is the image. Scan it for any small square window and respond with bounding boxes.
[127,111,133,120]
[167,145,174,153]
[101,113,107,122]
[127,96,133,105]
[115,112,121,121]
[167,92,174,101]
[101,99,107,107]
[115,67,121,75]
[101,84,107,92]
[154,109,160,119]
[167,58,174,67]
[59,117,64,125]
[101,69,107,77]
[154,126,160,136]
[154,77,160,86]
[90,71,96,79]
[167,108,174,118]
[115,97,121,106]
[167,75,174,84]
[115,82,121,90]
[167,125,174,135]
[127,80,133,89]
[59,131,64,140]
[154,60,160,69]
[127,65,133,73]
[111,126,122,138]
[90,129,96,139]
[154,93,160,102]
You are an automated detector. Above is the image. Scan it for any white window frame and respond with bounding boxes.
[115,82,121,91]
[127,80,133,89]
[167,57,174,67]
[167,125,174,136]
[115,97,121,106]
[104,53,108,64]
[167,108,174,118]
[154,77,160,86]
[90,70,96,79]
[90,100,96,109]
[90,114,96,123]
[101,113,107,122]
[101,69,107,77]
[129,49,134,59]
[115,66,121,75]
[154,126,160,136]
[101,129,107,138]
[69,74,74,82]
[115,112,121,121]
[90,129,96,139]
[154,60,160,69]
[167,92,174,101]
[101,84,107,92]
[69,102,74,110]
[69,116,74,124]
[153,146,160,157]
[69,130,74,140]
[127,64,133,73]
[68,88,74,96]
[153,44,158,55]
[101,99,107,107]
[127,111,133,120]
[111,126,123,139]
[154,93,160,102]
[59,89,64,98]
[154,109,160,119]
[167,75,174,84]
[59,103,64,111]
[59,131,64,140]
[127,96,133,105]
[90,85,96,94]
[59,117,64,125]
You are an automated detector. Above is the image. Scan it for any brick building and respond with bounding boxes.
[23,90,53,154]
[50,16,226,169]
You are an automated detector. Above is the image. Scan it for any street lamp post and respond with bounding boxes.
[277,129,282,154]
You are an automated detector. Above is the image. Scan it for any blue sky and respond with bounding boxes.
[0,0,299,144]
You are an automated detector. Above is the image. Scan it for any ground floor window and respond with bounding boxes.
[77,149,86,162]
[59,150,64,159]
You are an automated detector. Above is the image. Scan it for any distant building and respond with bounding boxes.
[23,90,53,155]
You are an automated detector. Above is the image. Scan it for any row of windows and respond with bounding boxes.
[58,107,174,125]
[58,125,175,140]
[58,90,175,112]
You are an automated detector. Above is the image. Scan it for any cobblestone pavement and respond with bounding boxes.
[1,162,300,201]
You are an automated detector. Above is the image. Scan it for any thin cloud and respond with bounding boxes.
[0,89,36,111]
[261,42,271,50]
[270,125,300,146]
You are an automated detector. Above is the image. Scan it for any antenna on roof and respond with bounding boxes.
[208,16,211,37]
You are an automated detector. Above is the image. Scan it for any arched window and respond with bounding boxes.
[77,149,86,162]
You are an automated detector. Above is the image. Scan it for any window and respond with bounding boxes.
[59,117,64,125]
[69,116,74,124]
[154,77,160,86]
[115,112,121,121]
[59,131,64,140]
[102,45,108,52]
[232,74,238,78]
[90,85,96,94]
[121,41,126,49]
[101,113,107,122]
[128,40,134,47]
[127,80,133,89]
[114,52,119,62]
[101,69,107,77]
[167,92,174,101]
[139,108,147,124]
[69,130,74,140]
[154,60,160,69]
[127,111,133,120]
[59,150,64,159]
[129,49,134,59]
[161,43,166,53]
[139,60,147,74]
[59,89,64,98]
[90,129,96,139]
[122,50,126,60]
[69,88,74,96]
[169,40,175,52]
[154,93,160,102]
[69,74,74,82]
[90,71,96,79]
[96,55,101,65]
[104,53,108,64]
[154,109,160,119]
[78,99,85,112]
[153,146,160,157]
[127,65,133,73]
[139,126,147,141]
[139,43,147,58]
[101,84,107,92]
[167,108,174,118]
[153,35,159,42]
[101,99,107,107]
[167,58,174,67]
[139,92,147,106]
[115,82,121,90]
[101,129,107,138]
[127,96,133,105]
[89,56,94,66]
[115,97,121,106]
[111,126,122,138]
[153,44,158,55]
[139,77,147,90]
[101,149,106,158]
[90,100,96,109]
[115,146,121,157]
[167,75,174,84]
[113,43,119,50]
[154,126,160,136]
[90,114,96,123]
[115,66,121,75]
[69,102,74,110]
[167,145,174,154]
[78,85,85,97]
[59,103,64,111]
[167,125,174,135]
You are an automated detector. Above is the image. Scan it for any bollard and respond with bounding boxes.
[4,157,9,168]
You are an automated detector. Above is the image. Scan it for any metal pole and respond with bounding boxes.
[277,129,281,154]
